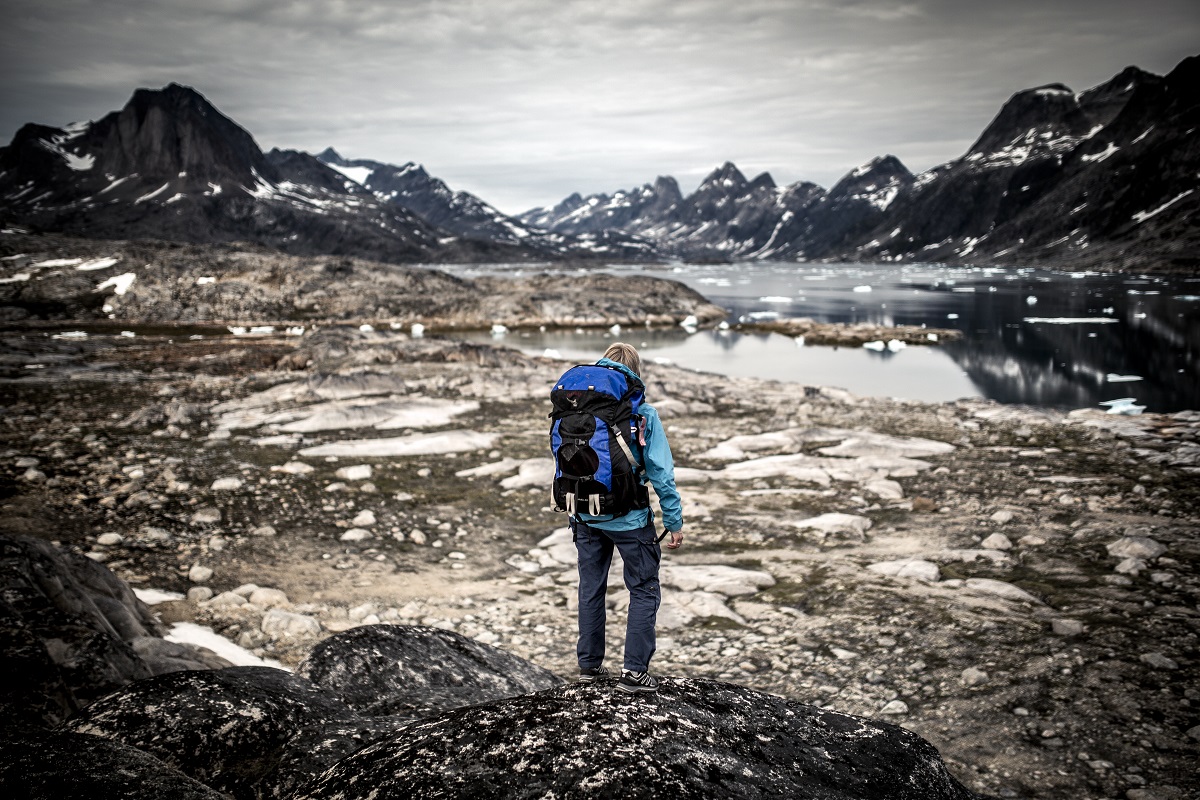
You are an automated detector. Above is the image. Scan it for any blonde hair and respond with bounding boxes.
[603,342,642,378]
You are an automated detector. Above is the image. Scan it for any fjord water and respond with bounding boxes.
[452,263,1200,413]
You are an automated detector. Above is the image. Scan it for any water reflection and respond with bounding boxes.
[444,262,1200,412]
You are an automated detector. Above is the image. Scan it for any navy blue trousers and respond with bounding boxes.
[572,518,662,673]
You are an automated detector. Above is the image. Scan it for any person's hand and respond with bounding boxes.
[666,528,684,549]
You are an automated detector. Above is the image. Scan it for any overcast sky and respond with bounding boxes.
[2,1,1197,214]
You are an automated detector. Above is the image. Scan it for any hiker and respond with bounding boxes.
[549,342,683,694]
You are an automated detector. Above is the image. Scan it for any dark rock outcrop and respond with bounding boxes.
[295,677,981,800]
[0,727,226,800]
[0,533,228,727]
[64,666,359,799]
[298,624,565,717]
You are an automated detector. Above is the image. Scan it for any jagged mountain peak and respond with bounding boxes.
[748,172,777,192]
[829,155,912,198]
[316,146,347,166]
[967,81,1093,157]
[698,161,748,190]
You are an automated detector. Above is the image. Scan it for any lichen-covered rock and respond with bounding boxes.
[298,624,565,717]
[260,717,415,799]
[295,678,980,800]
[0,727,225,799]
[65,666,356,799]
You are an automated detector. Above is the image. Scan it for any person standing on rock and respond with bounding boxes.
[553,342,684,694]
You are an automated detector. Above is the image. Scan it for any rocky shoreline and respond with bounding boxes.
[1,287,1198,797]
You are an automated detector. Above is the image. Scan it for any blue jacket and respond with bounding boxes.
[577,358,684,533]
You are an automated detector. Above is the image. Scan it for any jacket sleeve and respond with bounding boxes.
[640,406,684,531]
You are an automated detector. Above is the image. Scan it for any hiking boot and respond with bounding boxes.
[577,666,610,683]
[616,670,658,693]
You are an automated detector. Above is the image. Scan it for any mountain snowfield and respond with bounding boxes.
[1,55,1197,271]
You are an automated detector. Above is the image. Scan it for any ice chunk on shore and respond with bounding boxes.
[96,272,136,295]
[76,257,119,271]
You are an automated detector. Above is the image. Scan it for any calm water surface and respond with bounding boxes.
[447,262,1199,412]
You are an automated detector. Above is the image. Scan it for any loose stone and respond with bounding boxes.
[188,565,214,583]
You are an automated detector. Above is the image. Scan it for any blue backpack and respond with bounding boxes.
[549,364,650,518]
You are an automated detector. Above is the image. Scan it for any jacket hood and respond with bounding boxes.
[596,358,645,395]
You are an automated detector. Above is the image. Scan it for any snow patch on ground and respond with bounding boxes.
[165,622,288,670]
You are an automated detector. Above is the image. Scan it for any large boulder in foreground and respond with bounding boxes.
[298,624,565,717]
[297,678,980,800]
[0,533,229,727]
[64,666,357,799]
[0,727,225,799]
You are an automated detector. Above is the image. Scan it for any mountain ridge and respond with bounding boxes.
[2,56,1197,272]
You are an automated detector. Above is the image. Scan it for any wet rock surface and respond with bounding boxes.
[299,624,564,717]
[1,312,1198,798]
[296,678,980,800]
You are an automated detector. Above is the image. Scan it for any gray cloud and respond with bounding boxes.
[2,0,1197,213]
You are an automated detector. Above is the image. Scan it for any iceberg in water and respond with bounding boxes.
[1105,374,1143,383]
[1099,398,1145,415]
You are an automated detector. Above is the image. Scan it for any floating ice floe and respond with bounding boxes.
[1105,373,1142,383]
[51,331,88,340]
[863,340,886,352]
[946,313,959,319]
[852,285,872,293]
[1100,397,1145,415]
[680,315,698,332]
[196,276,216,285]
[609,323,621,334]
[1024,317,1118,324]
[491,323,509,337]
[758,296,792,303]
[653,356,673,365]
[96,272,136,295]
[1026,296,1038,305]
[543,348,562,359]
[76,257,119,271]
[359,324,374,332]
[119,331,136,338]
[411,323,425,338]
[927,333,938,341]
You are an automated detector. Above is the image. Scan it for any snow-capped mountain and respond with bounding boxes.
[522,55,1199,270]
[314,147,657,260]
[3,55,1196,272]
[0,85,539,263]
